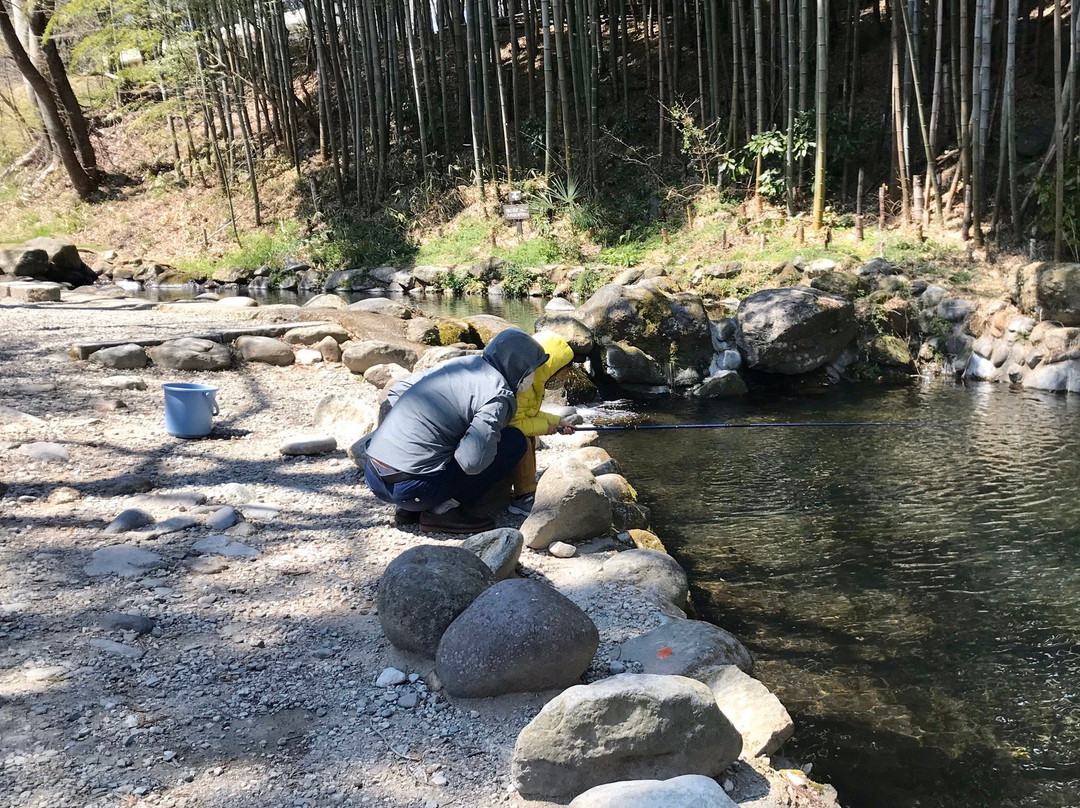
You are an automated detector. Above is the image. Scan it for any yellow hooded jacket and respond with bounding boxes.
[510,331,575,437]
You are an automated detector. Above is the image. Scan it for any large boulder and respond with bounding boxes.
[0,247,49,279]
[569,775,738,808]
[436,578,599,697]
[323,269,369,292]
[347,298,412,319]
[433,317,482,347]
[692,371,748,398]
[282,323,351,345]
[520,458,613,549]
[736,287,858,374]
[618,620,753,676]
[811,270,866,299]
[511,673,741,799]
[342,341,419,374]
[413,346,477,373]
[24,237,95,285]
[703,665,794,758]
[211,266,255,285]
[460,527,523,581]
[405,316,442,345]
[533,312,597,357]
[596,473,651,531]
[147,338,232,371]
[377,545,495,658]
[576,284,713,378]
[1028,262,1080,325]
[600,549,688,610]
[464,314,517,345]
[235,336,294,365]
[603,342,666,385]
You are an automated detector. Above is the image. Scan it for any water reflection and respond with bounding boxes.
[601,380,1080,808]
[132,287,546,331]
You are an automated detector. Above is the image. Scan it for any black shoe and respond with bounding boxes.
[394,508,421,526]
[419,507,495,535]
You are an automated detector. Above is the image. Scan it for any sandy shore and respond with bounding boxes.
[0,298,834,808]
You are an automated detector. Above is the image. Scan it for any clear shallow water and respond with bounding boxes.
[132,287,546,331]
[601,381,1080,808]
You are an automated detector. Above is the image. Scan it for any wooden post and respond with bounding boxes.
[913,175,925,224]
[796,223,805,244]
[686,203,694,229]
[856,168,865,217]
[824,228,832,248]
[721,229,730,250]
[759,233,767,251]
[879,184,887,229]
[855,215,864,241]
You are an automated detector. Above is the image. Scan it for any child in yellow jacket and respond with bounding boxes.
[508,330,577,515]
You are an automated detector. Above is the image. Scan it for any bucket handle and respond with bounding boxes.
[205,391,220,416]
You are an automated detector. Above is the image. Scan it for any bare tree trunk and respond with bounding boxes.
[811,0,828,229]
[1052,0,1064,259]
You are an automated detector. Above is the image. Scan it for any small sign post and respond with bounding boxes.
[503,191,528,237]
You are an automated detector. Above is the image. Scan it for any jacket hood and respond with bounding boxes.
[532,331,575,385]
[483,327,549,389]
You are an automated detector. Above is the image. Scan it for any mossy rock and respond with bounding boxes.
[434,317,482,347]
[774,263,803,287]
[628,529,668,554]
[562,365,598,405]
[868,335,914,367]
[811,270,866,299]
[405,317,442,346]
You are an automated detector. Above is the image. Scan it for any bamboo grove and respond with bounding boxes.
[2,0,1078,254]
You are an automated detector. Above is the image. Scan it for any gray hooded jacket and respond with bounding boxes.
[365,328,548,476]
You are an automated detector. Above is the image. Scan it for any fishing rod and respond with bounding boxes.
[575,420,934,431]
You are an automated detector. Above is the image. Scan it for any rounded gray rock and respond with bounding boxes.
[235,336,294,366]
[88,344,149,370]
[618,619,753,677]
[511,673,741,799]
[377,545,495,658]
[148,338,231,371]
[569,775,738,808]
[459,528,523,581]
[600,549,688,610]
[436,578,599,698]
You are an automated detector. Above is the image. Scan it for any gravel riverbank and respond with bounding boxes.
[1,298,834,808]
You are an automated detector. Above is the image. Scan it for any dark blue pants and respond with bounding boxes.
[364,427,527,512]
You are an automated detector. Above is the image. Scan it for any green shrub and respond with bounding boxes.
[572,268,611,299]
[501,264,537,297]
[440,269,471,294]
[501,237,564,266]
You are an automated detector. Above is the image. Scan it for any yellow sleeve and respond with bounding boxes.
[510,411,554,436]
[540,410,562,427]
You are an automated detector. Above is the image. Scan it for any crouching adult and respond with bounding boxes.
[363,327,548,534]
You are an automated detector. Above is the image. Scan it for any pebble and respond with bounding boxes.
[548,541,577,558]
[186,556,230,574]
[104,508,155,534]
[397,690,419,709]
[135,515,198,538]
[376,667,409,687]
[205,506,238,530]
[84,545,163,577]
[280,434,337,456]
[430,773,448,787]
[47,486,81,504]
[100,613,155,635]
[192,534,259,559]
[228,521,259,538]
[20,442,69,462]
[163,751,177,761]
[607,661,626,674]
[239,504,279,522]
[220,483,254,504]
[93,397,127,412]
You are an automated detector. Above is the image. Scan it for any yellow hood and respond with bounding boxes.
[533,330,575,385]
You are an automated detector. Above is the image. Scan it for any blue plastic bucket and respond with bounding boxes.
[162,383,219,439]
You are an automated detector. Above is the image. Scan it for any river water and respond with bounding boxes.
[601,382,1080,808]
[145,289,1080,806]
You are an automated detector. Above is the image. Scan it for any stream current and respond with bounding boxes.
[141,288,1080,806]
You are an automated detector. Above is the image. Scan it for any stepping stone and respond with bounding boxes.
[192,534,259,559]
[84,545,163,577]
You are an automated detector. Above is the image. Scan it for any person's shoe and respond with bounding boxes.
[507,493,535,517]
[419,507,495,535]
[394,508,421,526]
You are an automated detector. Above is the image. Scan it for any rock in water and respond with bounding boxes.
[520,458,612,550]
[104,509,155,534]
[460,528,523,581]
[692,371,749,398]
[618,620,753,676]
[600,549,688,610]
[736,287,858,374]
[279,435,337,456]
[148,338,232,371]
[703,665,794,758]
[436,578,599,698]
[569,775,739,808]
[88,344,149,369]
[377,545,494,658]
[84,545,163,577]
[511,673,741,799]
[235,336,294,366]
